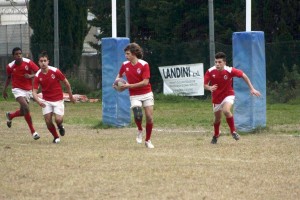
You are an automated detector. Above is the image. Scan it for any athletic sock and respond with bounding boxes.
[135,119,143,131]
[145,123,153,141]
[24,112,35,134]
[213,121,221,137]
[226,116,236,134]
[9,110,21,119]
[47,124,59,138]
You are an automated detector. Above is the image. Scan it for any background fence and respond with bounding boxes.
[1,25,299,102]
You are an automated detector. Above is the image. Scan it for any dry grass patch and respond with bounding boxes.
[1,123,299,200]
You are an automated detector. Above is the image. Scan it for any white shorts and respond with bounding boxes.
[130,92,154,108]
[12,88,32,103]
[213,95,235,112]
[40,99,65,116]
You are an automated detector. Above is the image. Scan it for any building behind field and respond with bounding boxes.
[0,0,100,90]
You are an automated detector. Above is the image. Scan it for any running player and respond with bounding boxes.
[2,47,40,140]
[204,52,261,144]
[32,51,75,143]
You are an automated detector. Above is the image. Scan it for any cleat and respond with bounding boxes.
[232,132,240,141]
[53,137,60,144]
[32,132,40,140]
[136,130,142,144]
[58,126,65,136]
[145,140,154,149]
[211,136,218,144]
[6,112,12,128]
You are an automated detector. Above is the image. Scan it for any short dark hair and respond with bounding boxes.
[12,47,22,55]
[124,43,143,59]
[215,52,226,62]
[38,50,49,60]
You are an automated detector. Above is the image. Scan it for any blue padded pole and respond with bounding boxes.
[232,31,266,132]
[101,38,131,127]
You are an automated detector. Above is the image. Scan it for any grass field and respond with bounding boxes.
[0,97,299,200]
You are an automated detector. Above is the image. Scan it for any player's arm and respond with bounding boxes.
[62,78,75,103]
[2,72,11,99]
[241,73,261,96]
[204,83,218,92]
[113,75,120,90]
[124,78,149,89]
[32,77,46,107]
[113,65,126,89]
[24,61,39,79]
[24,73,35,79]
[204,72,217,92]
[115,74,122,79]
[32,87,46,108]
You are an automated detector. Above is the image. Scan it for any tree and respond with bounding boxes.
[88,0,210,92]
[87,0,300,92]
[252,0,300,82]
[28,0,89,72]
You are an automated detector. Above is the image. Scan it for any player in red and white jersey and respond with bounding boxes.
[204,52,261,144]
[32,51,75,144]
[2,47,40,140]
[114,43,155,148]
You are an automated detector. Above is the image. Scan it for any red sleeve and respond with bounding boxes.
[232,67,243,77]
[56,69,66,81]
[6,65,12,75]
[204,70,210,84]
[33,76,39,90]
[29,60,40,72]
[118,64,125,77]
[142,63,150,79]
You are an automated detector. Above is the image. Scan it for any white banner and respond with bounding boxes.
[159,63,204,96]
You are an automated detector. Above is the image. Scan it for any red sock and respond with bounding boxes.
[213,122,221,137]
[145,123,153,141]
[24,112,35,134]
[9,110,21,119]
[226,116,236,134]
[47,125,59,138]
[135,119,143,131]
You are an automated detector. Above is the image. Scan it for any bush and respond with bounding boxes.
[267,64,300,103]
[68,78,92,94]
[87,90,102,99]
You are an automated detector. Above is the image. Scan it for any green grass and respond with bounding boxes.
[1,93,299,136]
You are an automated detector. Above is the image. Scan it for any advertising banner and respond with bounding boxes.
[159,63,204,96]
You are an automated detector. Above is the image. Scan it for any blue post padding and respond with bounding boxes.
[232,31,266,132]
[101,37,131,127]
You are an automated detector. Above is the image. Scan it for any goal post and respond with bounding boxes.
[232,31,266,132]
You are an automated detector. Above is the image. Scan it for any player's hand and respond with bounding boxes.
[251,89,261,97]
[2,91,8,99]
[210,84,218,92]
[120,82,130,90]
[40,103,46,108]
[24,73,32,79]
[70,96,76,104]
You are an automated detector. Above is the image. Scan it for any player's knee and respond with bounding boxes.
[46,121,54,128]
[223,110,232,117]
[132,107,143,122]
[20,106,29,115]
[55,118,63,126]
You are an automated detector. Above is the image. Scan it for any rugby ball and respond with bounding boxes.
[113,78,127,92]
